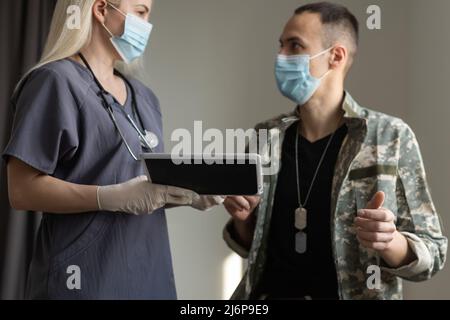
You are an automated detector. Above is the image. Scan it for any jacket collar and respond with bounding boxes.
[280,91,368,135]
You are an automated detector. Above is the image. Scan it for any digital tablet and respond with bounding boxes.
[141,153,263,196]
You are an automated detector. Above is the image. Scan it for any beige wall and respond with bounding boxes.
[404,0,450,300]
[142,0,449,299]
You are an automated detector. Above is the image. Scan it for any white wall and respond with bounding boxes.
[141,0,449,299]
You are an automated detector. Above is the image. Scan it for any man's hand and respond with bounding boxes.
[355,191,416,268]
[224,196,261,222]
[355,191,397,251]
[224,196,261,250]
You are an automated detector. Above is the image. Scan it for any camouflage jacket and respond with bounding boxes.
[223,92,447,300]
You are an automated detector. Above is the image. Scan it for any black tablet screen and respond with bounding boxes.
[145,157,260,195]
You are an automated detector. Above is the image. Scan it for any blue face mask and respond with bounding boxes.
[104,3,153,63]
[275,47,332,106]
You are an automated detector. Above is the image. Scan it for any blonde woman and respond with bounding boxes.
[2,0,221,299]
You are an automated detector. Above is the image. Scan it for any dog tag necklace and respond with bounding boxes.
[295,123,337,254]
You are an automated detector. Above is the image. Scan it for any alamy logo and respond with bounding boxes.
[366,265,381,290]
[367,5,382,30]
[66,5,81,30]
[170,121,281,176]
[66,265,81,290]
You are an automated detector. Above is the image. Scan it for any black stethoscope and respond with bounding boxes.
[79,53,158,161]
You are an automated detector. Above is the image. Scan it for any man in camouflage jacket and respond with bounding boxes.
[223,2,447,300]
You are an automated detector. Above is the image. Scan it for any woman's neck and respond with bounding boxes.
[78,45,116,82]
[75,21,118,81]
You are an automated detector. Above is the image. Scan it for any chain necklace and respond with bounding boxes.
[294,122,337,254]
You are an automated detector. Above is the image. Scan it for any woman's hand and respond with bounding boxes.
[191,195,226,211]
[98,176,197,215]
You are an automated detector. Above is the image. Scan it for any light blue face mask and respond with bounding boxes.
[103,3,153,64]
[275,47,333,106]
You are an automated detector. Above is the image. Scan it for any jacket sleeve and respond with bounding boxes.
[222,123,261,260]
[223,219,250,259]
[382,123,447,281]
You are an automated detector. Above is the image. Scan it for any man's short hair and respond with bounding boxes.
[295,2,359,68]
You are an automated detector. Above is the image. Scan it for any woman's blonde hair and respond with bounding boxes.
[16,0,143,93]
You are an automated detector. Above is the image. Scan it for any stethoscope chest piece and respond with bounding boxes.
[141,130,159,150]
[78,53,159,160]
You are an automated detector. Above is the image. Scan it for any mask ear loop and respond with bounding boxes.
[318,69,332,80]
[310,47,334,80]
[310,46,334,60]
[106,2,127,18]
[101,2,127,38]
[102,23,114,37]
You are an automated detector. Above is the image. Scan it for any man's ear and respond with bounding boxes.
[92,0,109,25]
[329,45,347,71]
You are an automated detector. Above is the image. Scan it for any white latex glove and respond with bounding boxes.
[97,176,197,215]
[191,195,226,211]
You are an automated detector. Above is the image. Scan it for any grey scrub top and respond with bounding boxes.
[2,59,177,300]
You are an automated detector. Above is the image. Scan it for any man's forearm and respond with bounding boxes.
[380,231,417,268]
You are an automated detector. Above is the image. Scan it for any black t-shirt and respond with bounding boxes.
[259,121,348,300]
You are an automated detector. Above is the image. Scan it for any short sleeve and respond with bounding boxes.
[2,68,80,175]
